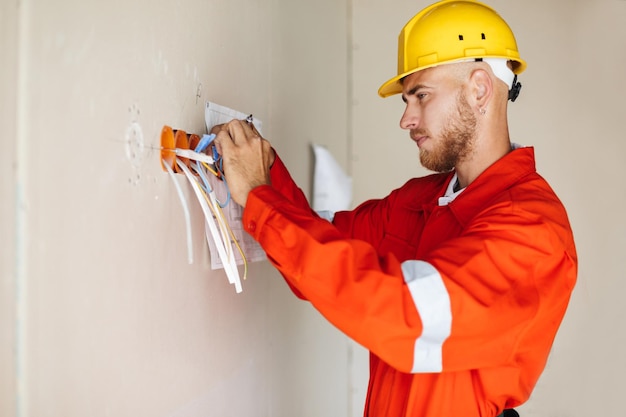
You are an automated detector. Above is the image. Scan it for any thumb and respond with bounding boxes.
[213,129,234,157]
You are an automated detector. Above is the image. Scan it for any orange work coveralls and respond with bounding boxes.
[242,146,577,417]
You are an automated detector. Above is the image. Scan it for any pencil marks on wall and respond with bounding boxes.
[125,103,145,186]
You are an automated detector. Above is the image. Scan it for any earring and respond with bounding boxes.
[479,108,486,115]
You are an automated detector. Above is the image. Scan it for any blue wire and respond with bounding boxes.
[195,133,216,153]
[196,132,229,206]
[195,158,231,208]
[216,157,231,208]
[195,161,213,194]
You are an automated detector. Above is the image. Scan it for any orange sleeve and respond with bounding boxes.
[243,183,577,377]
[264,153,324,300]
[425,202,577,375]
[268,153,312,211]
[244,185,427,372]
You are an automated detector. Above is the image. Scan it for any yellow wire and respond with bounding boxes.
[201,186,231,258]
[214,203,248,281]
[195,176,248,280]
[201,162,220,177]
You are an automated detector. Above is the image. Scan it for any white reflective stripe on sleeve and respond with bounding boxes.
[316,210,335,222]
[401,260,452,373]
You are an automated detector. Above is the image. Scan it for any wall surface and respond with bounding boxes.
[3,0,626,417]
[2,0,351,416]
[1,0,19,416]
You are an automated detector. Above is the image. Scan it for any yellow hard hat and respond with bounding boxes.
[378,0,527,98]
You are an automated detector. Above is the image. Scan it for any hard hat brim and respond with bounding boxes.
[378,57,527,98]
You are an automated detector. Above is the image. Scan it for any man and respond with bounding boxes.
[212,1,577,416]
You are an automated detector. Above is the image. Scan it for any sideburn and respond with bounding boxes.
[419,91,477,172]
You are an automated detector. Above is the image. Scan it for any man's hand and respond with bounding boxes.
[211,120,275,207]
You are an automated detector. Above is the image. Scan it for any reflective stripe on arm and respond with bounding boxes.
[401,260,452,373]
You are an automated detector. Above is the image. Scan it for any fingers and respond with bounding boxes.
[226,120,246,145]
[209,124,222,135]
[243,119,262,138]
[211,121,238,155]
[208,119,271,207]
[248,122,261,137]
[213,118,263,150]
[210,120,261,142]
[228,119,263,145]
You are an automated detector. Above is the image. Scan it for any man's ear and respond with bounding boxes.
[469,68,493,108]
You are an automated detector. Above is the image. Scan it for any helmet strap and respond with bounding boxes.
[479,58,522,102]
[508,75,522,102]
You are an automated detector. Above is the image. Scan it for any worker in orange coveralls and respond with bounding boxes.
[212,1,577,416]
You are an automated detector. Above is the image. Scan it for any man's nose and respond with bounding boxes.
[400,105,419,130]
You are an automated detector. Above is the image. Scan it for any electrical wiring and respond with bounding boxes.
[212,154,231,208]
[212,200,248,281]
[176,157,243,293]
[178,139,230,208]
[194,170,249,282]
[192,160,234,262]
[174,148,214,164]
[161,133,250,292]
[163,160,194,264]
[198,158,231,208]
[194,133,216,153]
[201,161,219,178]
[195,161,248,278]
[192,160,248,281]
[217,179,231,208]
[197,156,248,276]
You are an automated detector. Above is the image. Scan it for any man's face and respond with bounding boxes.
[400,66,477,172]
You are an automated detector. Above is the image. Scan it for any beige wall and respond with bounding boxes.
[1,0,19,416]
[2,0,625,416]
[1,0,351,416]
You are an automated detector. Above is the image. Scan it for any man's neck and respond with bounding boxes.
[455,138,511,188]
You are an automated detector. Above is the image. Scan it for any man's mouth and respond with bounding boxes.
[411,134,428,148]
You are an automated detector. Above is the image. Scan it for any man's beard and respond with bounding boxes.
[419,92,477,173]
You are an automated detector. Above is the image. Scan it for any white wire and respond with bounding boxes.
[164,161,194,264]
[176,158,243,293]
[192,161,234,265]
[174,148,215,164]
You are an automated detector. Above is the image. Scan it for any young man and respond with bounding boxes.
[213,1,577,416]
